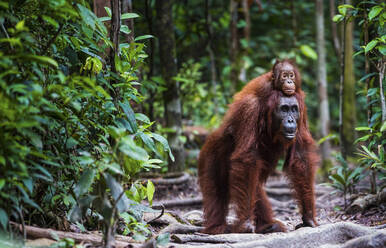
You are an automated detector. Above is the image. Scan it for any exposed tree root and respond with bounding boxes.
[159,223,203,235]
[149,172,190,185]
[153,197,202,208]
[346,189,386,214]
[169,222,385,248]
[11,222,138,248]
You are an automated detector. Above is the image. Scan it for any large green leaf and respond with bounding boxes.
[147,180,155,205]
[368,6,383,21]
[74,169,96,197]
[105,173,132,213]
[119,136,149,161]
[119,101,138,133]
[151,133,175,161]
[0,208,8,229]
[365,40,378,53]
[121,13,139,20]
[300,45,317,60]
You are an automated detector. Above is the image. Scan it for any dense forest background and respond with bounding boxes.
[0,0,384,247]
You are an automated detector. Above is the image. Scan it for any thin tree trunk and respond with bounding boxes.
[156,0,185,172]
[341,0,356,157]
[378,60,386,122]
[363,7,372,125]
[105,3,120,247]
[316,0,331,170]
[122,0,134,43]
[205,0,218,114]
[145,0,155,123]
[329,0,341,62]
[291,0,298,46]
[109,0,121,102]
[338,2,345,158]
[239,0,251,83]
[229,0,240,95]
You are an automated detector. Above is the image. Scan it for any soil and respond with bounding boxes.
[153,171,386,230]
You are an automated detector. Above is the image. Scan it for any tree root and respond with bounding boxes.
[149,172,190,185]
[169,222,386,248]
[153,197,202,208]
[11,222,138,248]
[346,189,386,214]
[159,223,203,235]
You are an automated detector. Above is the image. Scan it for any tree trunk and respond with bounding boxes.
[156,0,185,172]
[378,60,386,122]
[316,0,331,170]
[341,0,356,157]
[291,0,298,46]
[329,0,341,62]
[122,0,134,43]
[229,0,240,95]
[93,0,111,19]
[205,0,218,114]
[145,0,155,123]
[239,0,251,83]
[363,7,372,126]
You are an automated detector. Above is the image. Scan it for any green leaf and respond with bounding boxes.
[77,4,96,29]
[42,15,59,28]
[120,25,131,34]
[147,180,155,205]
[365,40,378,53]
[300,45,317,60]
[355,134,371,143]
[156,233,170,246]
[138,132,156,153]
[104,7,111,17]
[355,126,372,131]
[338,4,354,16]
[367,88,378,97]
[121,13,139,20]
[105,173,133,213]
[119,136,149,161]
[358,72,377,82]
[378,45,386,55]
[0,209,8,229]
[317,133,337,145]
[74,169,96,198]
[18,55,58,68]
[119,101,138,133]
[333,14,344,22]
[134,35,154,42]
[151,133,175,161]
[381,121,386,132]
[368,6,383,21]
[99,16,110,22]
[66,137,79,149]
[0,179,5,190]
[15,20,27,31]
[135,113,150,124]
[330,174,346,186]
[22,178,33,193]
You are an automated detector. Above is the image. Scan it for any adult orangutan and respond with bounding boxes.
[198,61,319,234]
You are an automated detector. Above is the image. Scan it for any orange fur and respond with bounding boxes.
[198,65,319,234]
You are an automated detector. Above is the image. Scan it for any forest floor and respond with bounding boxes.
[22,171,385,248]
[146,171,386,247]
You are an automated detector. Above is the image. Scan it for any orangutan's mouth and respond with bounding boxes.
[284,89,295,95]
[284,132,296,140]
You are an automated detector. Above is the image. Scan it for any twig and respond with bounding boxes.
[146,205,165,224]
